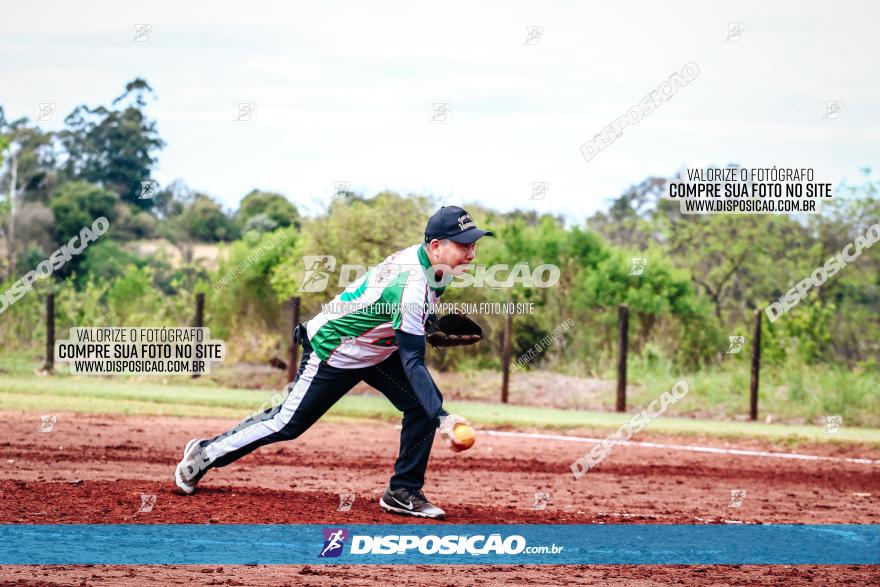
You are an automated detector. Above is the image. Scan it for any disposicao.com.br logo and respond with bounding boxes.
[319,528,349,557]
[319,528,563,557]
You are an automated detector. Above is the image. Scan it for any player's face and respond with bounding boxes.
[431,239,477,275]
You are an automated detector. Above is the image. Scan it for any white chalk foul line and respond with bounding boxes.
[595,512,753,525]
[482,430,879,466]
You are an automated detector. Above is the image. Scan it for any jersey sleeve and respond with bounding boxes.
[394,329,448,421]
[387,269,429,336]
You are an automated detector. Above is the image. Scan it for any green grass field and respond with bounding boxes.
[624,357,880,429]
[2,371,879,447]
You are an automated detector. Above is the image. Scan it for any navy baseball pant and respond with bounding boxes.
[197,331,439,491]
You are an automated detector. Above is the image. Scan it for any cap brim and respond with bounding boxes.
[448,228,494,244]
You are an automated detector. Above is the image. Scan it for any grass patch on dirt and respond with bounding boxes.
[2,373,878,446]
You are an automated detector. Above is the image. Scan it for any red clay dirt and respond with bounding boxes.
[1,410,878,585]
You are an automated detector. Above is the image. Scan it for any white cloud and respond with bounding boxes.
[1,0,877,222]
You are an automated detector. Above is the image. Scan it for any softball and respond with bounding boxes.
[451,422,476,451]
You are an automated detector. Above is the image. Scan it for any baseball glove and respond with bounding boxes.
[425,313,483,348]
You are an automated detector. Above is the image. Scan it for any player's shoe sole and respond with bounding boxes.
[174,438,203,495]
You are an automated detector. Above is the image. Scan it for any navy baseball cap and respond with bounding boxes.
[424,206,494,244]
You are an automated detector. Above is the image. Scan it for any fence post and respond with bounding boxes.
[500,311,513,403]
[192,292,205,379]
[750,309,762,421]
[44,293,55,373]
[287,297,301,384]
[616,304,629,413]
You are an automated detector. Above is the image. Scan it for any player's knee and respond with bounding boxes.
[401,415,436,438]
[401,408,432,425]
[274,421,305,441]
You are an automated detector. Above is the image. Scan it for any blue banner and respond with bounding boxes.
[0,524,877,565]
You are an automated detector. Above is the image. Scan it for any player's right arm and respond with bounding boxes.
[394,329,448,423]
[387,265,448,423]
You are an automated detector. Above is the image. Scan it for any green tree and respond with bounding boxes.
[242,213,279,234]
[1,112,58,277]
[150,179,192,220]
[588,176,665,249]
[271,192,431,302]
[47,181,118,280]
[659,214,812,325]
[80,240,145,283]
[111,203,158,241]
[49,181,118,244]
[235,190,300,230]
[0,117,57,205]
[180,194,238,242]
[804,169,880,367]
[59,78,164,208]
[209,227,297,339]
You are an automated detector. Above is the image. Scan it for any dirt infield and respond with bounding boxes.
[1,411,878,584]
[1,563,877,586]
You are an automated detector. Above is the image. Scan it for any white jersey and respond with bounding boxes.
[306,244,445,368]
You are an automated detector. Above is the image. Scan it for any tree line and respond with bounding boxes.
[1,79,877,374]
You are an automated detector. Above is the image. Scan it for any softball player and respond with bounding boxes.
[174,206,492,519]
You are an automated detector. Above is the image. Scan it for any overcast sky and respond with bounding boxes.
[2,1,878,224]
